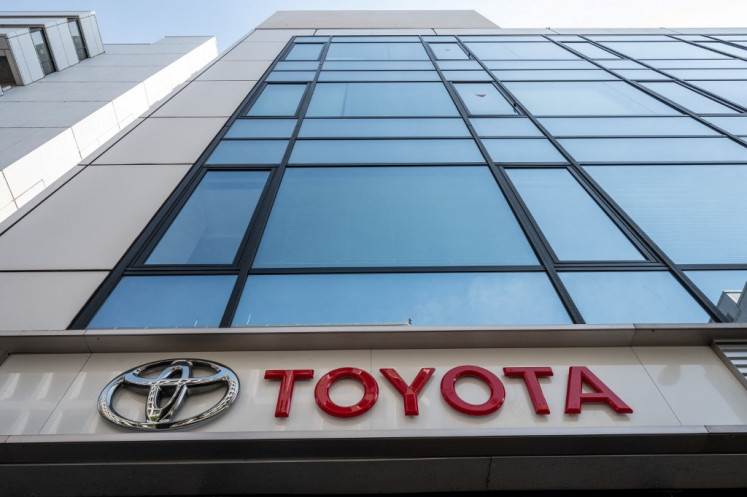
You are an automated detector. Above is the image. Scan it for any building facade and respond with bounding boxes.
[1,10,747,495]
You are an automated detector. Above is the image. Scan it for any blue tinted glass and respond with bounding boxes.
[323,61,434,70]
[505,82,679,115]
[471,118,542,137]
[539,117,718,136]
[454,83,516,115]
[431,43,469,59]
[299,118,470,138]
[663,69,747,80]
[326,43,428,60]
[442,71,494,81]
[289,139,484,164]
[254,167,537,267]
[561,138,747,162]
[274,61,319,70]
[147,171,268,265]
[599,41,728,59]
[492,70,617,81]
[246,84,306,116]
[689,80,747,108]
[233,273,570,326]
[640,82,737,113]
[508,169,644,261]
[318,71,440,82]
[651,59,747,69]
[226,119,297,138]
[685,270,747,306]
[286,44,323,61]
[466,42,578,60]
[306,83,459,117]
[704,116,747,135]
[461,36,546,42]
[560,272,710,324]
[266,71,316,82]
[437,60,482,70]
[562,42,620,59]
[695,42,747,58]
[484,139,566,162]
[585,165,747,264]
[332,36,419,42]
[294,36,329,42]
[89,275,236,329]
[612,69,670,80]
[207,140,288,164]
[486,60,596,70]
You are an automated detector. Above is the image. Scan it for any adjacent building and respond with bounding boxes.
[1,10,747,496]
[0,11,217,222]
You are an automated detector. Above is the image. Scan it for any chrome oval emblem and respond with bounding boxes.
[98,358,239,431]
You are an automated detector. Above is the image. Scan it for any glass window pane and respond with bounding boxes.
[286,44,324,61]
[318,71,440,82]
[431,43,469,59]
[454,83,516,115]
[562,137,747,162]
[298,118,470,138]
[562,42,620,59]
[266,71,316,82]
[492,70,617,81]
[688,80,747,108]
[289,139,484,164]
[326,43,428,60]
[695,42,747,58]
[323,61,434,70]
[585,165,747,264]
[466,42,578,60]
[332,36,419,42]
[146,171,269,265]
[640,82,737,113]
[596,60,647,69]
[599,41,728,59]
[233,273,570,326]
[486,60,597,70]
[685,270,747,306]
[225,119,297,138]
[306,82,459,117]
[471,118,543,137]
[254,167,537,267]
[89,276,236,329]
[461,36,546,42]
[206,140,289,164]
[560,272,710,324]
[483,139,566,162]
[650,59,747,69]
[442,71,494,81]
[505,81,679,115]
[704,116,747,136]
[274,61,319,70]
[663,69,747,80]
[508,169,644,261]
[246,84,306,116]
[437,60,483,70]
[611,69,671,80]
[539,117,718,136]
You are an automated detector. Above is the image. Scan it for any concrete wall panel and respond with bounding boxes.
[196,60,272,81]
[0,271,107,331]
[152,80,255,118]
[0,164,190,270]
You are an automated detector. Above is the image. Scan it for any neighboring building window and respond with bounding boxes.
[67,19,88,60]
[30,28,55,75]
[80,33,747,329]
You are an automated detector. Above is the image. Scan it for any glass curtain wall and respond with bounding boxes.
[80,33,747,329]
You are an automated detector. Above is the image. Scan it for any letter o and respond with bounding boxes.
[315,367,379,418]
[441,365,505,416]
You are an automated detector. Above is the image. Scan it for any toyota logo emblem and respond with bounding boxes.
[98,359,240,431]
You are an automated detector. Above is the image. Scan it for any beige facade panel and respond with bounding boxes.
[152,81,256,118]
[92,117,225,165]
[196,60,273,81]
[0,165,190,271]
[241,29,315,42]
[222,42,289,61]
[258,10,497,29]
[434,28,556,35]
[0,271,107,331]
[314,29,436,36]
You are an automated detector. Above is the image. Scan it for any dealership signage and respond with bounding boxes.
[99,359,632,431]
